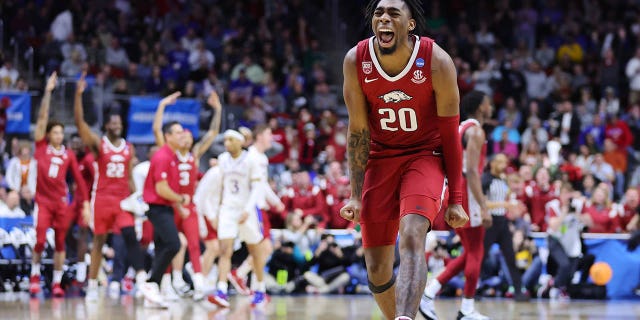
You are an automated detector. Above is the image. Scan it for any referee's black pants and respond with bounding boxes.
[482,215,523,292]
[147,204,181,284]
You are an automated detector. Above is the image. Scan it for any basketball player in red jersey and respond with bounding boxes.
[30,72,90,297]
[420,91,493,320]
[74,73,149,302]
[152,90,222,300]
[339,1,468,319]
[67,134,95,284]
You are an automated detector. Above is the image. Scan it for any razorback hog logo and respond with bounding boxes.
[379,90,413,103]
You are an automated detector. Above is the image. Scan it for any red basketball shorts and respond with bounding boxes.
[67,198,88,228]
[91,194,134,235]
[34,200,69,252]
[204,217,218,241]
[361,152,447,248]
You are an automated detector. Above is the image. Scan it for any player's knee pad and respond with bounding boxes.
[368,273,396,294]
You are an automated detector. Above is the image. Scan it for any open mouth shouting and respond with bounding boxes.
[378,28,395,47]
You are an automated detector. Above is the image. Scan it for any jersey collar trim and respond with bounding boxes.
[368,35,420,82]
[47,144,66,156]
[102,136,126,153]
[176,150,192,163]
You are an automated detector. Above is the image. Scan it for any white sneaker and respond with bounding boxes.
[161,278,181,301]
[457,310,490,320]
[108,281,121,299]
[419,294,438,320]
[140,282,165,306]
[172,279,193,298]
[85,285,99,302]
[192,273,206,301]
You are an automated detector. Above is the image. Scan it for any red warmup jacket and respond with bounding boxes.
[268,127,290,164]
[524,183,557,232]
[583,203,616,233]
[282,185,329,228]
[605,120,633,151]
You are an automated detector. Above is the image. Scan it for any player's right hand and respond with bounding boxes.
[340,198,362,223]
[160,91,181,106]
[445,204,469,228]
[207,90,222,110]
[75,72,86,95]
[481,207,492,228]
[45,71,58,92]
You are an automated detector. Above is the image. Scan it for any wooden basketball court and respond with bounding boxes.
[1,293,639,319]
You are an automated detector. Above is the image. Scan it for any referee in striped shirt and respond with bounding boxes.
[481,153,529,301]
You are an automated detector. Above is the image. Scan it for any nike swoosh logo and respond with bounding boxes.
[364,77,378,83]
[433,151,442,156]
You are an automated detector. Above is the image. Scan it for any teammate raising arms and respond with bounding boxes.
[74,73,149,302]
[152,91,222,300]
[30,72,89,297]
[340,1,468,319]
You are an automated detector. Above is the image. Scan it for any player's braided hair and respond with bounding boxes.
[366,0,426,36]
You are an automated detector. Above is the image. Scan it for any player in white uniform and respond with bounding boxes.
[208,130,268,308]
[228,125,285,296]
[193,161,222,287]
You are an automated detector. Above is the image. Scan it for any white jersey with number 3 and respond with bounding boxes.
[218,150,262,211]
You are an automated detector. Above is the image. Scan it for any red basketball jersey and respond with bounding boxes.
[176,151,198,196]
[34,139,77,205]
[460,119,487,175]
[93,137,133,199]
[356,35,440,159]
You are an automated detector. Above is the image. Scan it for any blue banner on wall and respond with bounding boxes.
[127,96,201,144]
[586,239,640,299]
[0,92,31,134]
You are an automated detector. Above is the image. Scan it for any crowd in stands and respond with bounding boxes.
[1,0,640,297]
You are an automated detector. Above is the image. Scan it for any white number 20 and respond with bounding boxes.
[379,108,417,132]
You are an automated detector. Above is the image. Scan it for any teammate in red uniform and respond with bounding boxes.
[30,72,89,297]
[339,1,468,319]
[142,120,189,308]
[419,91,493,320]
[74,74,149,301]
[67,134,95,284]
[152,91,221,300]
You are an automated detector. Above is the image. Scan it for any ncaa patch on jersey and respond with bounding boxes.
[416,58,425,68]
[362,61,372,74]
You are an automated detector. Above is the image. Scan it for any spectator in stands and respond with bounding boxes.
[498,97,522,130]
[494,129,519,162]
[599,87,620,116]
[61,50,85,77]
[519,140,543,167]
[282,170,328,229]
[582,184,616,233]
[549,100,581,152]
[60,34,87,62]
[0,190,26,218]
[525,167,558,232]
[268,117,290,180]
[603,139,627,199]
[523,60,550,101]
[599,49,620,94]
[545,183,590,300]
[580,112,606,151]
[590,153,616,186]
[626,47,640,104]
[281,211,319,256]
[266,241,304,294]
[5,140,36,195]
[0,60,19,90]
[105,38,130,70]
[188,40,215,81]
[263,81,287,114]
[605,113,633,154]
[303,234,351,294]
[615,188,640,232]
[311,82,338,114]
[521,117,549,152]
[19,185,33,216]
[231,55,265,84]
[298,123,318,171]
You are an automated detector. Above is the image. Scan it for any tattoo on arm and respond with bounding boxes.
[347,129,370,199]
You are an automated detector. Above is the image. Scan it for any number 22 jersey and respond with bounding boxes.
[356,35,441,159]
[93,137,133,200]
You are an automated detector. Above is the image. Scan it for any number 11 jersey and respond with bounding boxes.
[356,35,441,159]
[93,136,132,199]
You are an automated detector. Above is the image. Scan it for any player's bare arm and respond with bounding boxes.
[193,91,222,160]
[465,126,491,227]
[34,72,58,142]
[431,43,468,228]
[128,144,137,193]
[74,72,101,155]
[340,46,370,223]
[152,91,182,147]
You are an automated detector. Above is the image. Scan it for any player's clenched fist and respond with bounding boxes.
[340,199,362,223]
[444,204,469,228]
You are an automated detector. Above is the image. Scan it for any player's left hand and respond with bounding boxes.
[239,211,249,224]
[82,201,91,225]
[207,90,222,110]
[179,206,190,219]
[444,204,469,228]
